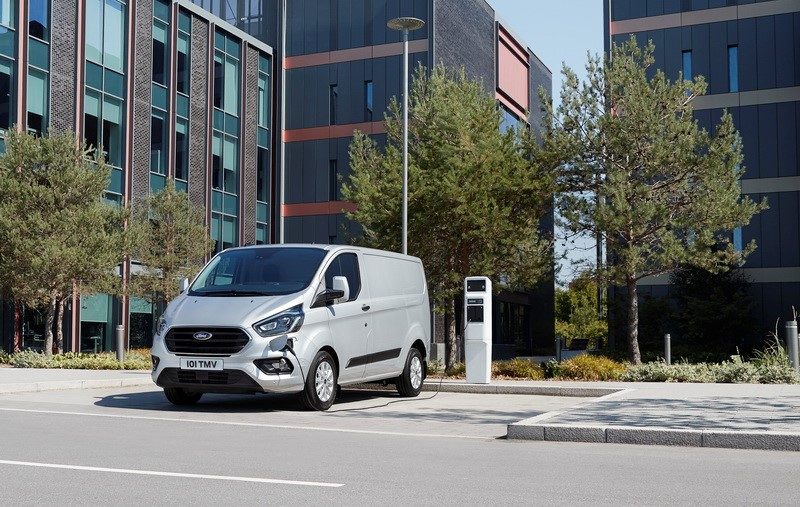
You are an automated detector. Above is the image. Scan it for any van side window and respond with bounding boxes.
[324,253,361,302]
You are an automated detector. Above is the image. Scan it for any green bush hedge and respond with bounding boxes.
[7,350,151,370]
[622,360,800,384]
[492,358,544,380]
[551,355,627,381]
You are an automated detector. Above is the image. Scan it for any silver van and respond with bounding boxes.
[150,245,430,410]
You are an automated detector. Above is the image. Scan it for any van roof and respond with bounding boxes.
[225,243,423,263]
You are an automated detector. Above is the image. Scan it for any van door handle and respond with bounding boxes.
[361,305,370,311]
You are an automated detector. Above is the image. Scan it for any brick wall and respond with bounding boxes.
[433,0,496,92]
[131,0,154,202]
[49,0,77,133]
[188,16,209,213]
[241,45,260,245]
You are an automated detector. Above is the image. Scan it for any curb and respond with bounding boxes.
[506,422,800,451]
[0,377,154,395]
[348,381,621,398]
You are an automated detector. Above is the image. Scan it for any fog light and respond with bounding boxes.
[255,357,294,375]
[151,355,160,371]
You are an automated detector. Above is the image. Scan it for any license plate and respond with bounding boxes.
[179,357,223,371]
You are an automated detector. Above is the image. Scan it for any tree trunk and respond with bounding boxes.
[55,297,65,354]
[44,296,56,356]
[626,280,642,364]
[444,298,458,373]
[12,301,22,352]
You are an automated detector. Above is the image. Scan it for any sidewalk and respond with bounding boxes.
[0,368,153,394]
[508,382,800,451]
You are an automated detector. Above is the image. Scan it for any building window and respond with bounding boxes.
[28,0,48,39]
[174,117,188,181]
[150,109,167,175]
[255,53,270,243]
[177,31,189,94]
[329,84,337,125]
[151,9,168,85]
[681,50,692,80]
[364,80,373,121]
[0,0,14,28]
[328,159,338,201]
[733,228,743,252]
[728,45,738,93]
[0,57,14,130]
[84,0,127,203]
[26,0,49,134]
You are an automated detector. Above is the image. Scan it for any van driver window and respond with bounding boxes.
[324,253,361,301]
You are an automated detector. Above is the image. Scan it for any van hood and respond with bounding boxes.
[164,293,304,329]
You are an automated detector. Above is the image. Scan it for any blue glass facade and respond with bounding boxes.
[606,0,800,346]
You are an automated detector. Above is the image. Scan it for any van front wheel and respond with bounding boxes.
[301,350,338,411]
[163,387,203,405]
[396,348,424,397]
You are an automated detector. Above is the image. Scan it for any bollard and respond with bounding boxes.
[786,321,799,373]
[555,337,563,362]
[115,325,125,362]
[664,334,671,365]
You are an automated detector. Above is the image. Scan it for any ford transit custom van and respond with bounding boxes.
[151,245,430,410]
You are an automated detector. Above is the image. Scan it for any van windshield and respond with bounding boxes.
[188,247,328,297]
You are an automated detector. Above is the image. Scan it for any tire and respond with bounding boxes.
[396,348,424,397]
[300,350,338,411]
[163,387,203,406]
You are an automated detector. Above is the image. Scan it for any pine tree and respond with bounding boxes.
[0,129,125,354]
[127,180,213,305]
[344,66,554,371]
[537,38,766,363]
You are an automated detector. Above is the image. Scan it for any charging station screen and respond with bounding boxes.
[467,280,486,292]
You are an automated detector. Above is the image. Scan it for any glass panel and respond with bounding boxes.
[210,213,220,251]
[212,133,221,189]
[258,75,267,127]
[329,84,337,125]
[226,36,239,57]
[150,172,166,192]
[259,55,269,74]
[223,193,237,215]
[211,190,222,212]
[29,0,49,41]
[224,112,238,136]
[0,57,12,129]
[102,95,123,166]
[175,179,187,193]
[213,108,223,130]
[0,26,13,57]
[86,62,103,89]
[176,93,188,117]
[150,110,166,174]
[728,45,738,93]
[26,68,46,115]
[223,55,238,115]
[85,0,104,63]
[733,228,743,252]
[83,89,101,150]
[29,38,48,69]
[257,146,269,202]
[178,9,190,32]
[223,136,237,194]
[682,50,692,81]
[175,117,188,181]
[177,32,189,94]
[255,224,267,245]
[222,215,236,250]
[109,167,123,193]
[257,127,268,148]
[365,80,373,121]
[256,202,267,222]
[104,69,124,97]
[151,83,167,110]
[0,0,14,29]
[103,0,125,73]
[213,53,223,109]
[152,21,168,85]
[214,32,225,51]
[153,0,170,22]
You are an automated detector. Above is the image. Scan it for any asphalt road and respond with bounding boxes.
[0,386,797,505]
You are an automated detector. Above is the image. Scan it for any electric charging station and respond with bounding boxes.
[464,276,492,384]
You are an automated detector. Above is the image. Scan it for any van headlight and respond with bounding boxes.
[253,305,304,337]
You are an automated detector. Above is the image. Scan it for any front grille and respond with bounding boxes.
[157,368,262,391]
[165,327,250,356]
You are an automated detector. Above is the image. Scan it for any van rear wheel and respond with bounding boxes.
[163,387,203,405]
[300,350,338,411]
[397,348,424,397]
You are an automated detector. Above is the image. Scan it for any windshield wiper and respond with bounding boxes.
[195,290,274,297]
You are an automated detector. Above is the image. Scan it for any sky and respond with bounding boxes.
[488,0,605,285]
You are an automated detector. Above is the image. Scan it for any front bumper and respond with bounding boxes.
[150,331,306,394]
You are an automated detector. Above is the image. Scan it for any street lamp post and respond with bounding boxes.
[387,17,425,255]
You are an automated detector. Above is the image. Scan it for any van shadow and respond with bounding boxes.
[93,388,411,414]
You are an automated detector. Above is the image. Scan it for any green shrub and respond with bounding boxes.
[492,359,544,380]
[0,350,11,365]
[751,336,790,368]
[555,355,626,381]
[542,359,562,379]
[709,361,760,383]
[622,361,715,383]
[446,362,466,377]
[10,350,151,370]
[427,358,443,376]
[755,363,800,384]
[622,359,800,384]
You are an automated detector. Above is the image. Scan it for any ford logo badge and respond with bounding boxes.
[193,331,213,341]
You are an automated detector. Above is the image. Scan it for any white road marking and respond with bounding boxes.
[0,459,344,488]
[0,407,489,440]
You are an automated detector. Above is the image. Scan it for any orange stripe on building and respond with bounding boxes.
[282,201,358,217]
[285,39,429,69]
[283,121,387,142]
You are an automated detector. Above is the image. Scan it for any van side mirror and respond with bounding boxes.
[180,278,190,292]
[312,288,345,308]
[332,276,350,303]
